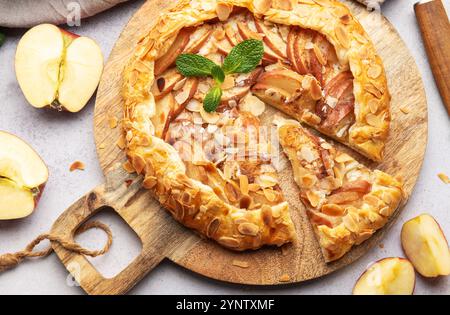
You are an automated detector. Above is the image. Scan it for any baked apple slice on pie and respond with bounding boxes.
[122,0,402,261]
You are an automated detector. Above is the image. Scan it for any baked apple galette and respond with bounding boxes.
[122,0,403,262]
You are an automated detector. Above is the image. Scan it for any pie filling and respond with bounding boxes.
[150,10,356,211]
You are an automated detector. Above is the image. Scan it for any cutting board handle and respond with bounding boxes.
[50,167,168,295]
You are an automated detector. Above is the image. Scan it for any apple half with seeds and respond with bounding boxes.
[15,24,104,113]
[0,132,48,220]
[401,214,450,277]
[353,258,416,295]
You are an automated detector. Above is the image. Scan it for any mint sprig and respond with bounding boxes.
[223,39,264,75]
[176,54,217,77]
[204,86,223,113]
[176,39,264,113]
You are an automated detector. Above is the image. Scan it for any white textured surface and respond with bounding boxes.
[0,0,449,295]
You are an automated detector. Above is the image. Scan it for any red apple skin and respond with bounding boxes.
[59,28,80,40]
[352,257,416,295]
[401,214,450,278]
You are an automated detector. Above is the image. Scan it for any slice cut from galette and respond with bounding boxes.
[276,118,403,262]
[122,0,401,261]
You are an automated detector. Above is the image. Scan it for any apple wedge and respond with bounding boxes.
[238,19,281,64]
[353,258,416,295]
[401,214,450,277]
[152,93,176,139]
[151,68,184,101]
[185,26,213,54]
[154,28,194,76]
[315,71,355,131]
[173,78,199,116]
[15,24,104,113]
[253,17,288,60]
[0,132,48,220]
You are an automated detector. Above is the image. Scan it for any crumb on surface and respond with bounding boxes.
[70,161,85,172]
[279,274,290,282]
[438,173,450,184]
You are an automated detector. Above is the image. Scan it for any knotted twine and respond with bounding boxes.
[0,221,112,273]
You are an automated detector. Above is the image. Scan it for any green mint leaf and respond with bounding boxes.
[211,65,225,84]
[222,39,264,75]
[0,33,5,48]
[176,54,218,77]
[203,86,223,113]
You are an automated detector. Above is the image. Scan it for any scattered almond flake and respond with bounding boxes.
[325,96,338,109]
[299,146,317,163]
[116,135,126,150]
[70,161,85,172]
[438,173,450,184]
[400,106,410,114]
[125,179,133,187]
[320,142,332,150]
[305,41,314,50]
[232,260,249,268]
[108,116,119,129]
[98,143,106,150]
[222,76,235,90]
[123,161,136,174]
[279,274,291,282]
[175,88,190,105]
[173,77,187,91]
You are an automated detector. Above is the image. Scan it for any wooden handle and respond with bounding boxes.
[415,0,450,115]
[50,165,185,295]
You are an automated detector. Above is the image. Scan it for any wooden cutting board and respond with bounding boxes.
[50,0,428,295]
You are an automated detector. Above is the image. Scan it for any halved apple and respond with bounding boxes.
[15,24,104,113]
[401,214,450,277]
[0,132,48,220]
[353,258,416,295]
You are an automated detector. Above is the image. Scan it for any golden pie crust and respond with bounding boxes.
[122,0,398,259]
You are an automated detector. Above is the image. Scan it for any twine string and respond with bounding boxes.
[0,221,113,272]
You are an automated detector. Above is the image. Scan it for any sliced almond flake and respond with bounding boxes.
[263,189,278,202]
[221,76,235,90]
[320,142,332,150]
[239,175,249,195]
[400,106,410,114]
[299,146,317,163]
[279,274,291,282]
[116,135,126,150]
[175,88,190,105]
[70,161,85,172]
[200,108,220,124]
[123,161,136,174]
[306,190,321,208]
[173,78,187,91]
[232,260,249,268]
[99,143,106,150]
[108,116,119,129]
[325,96,338,108]
[186,99,202,112]
[367,64,382,79]
[313,44,327,66]
[438,173,450,184]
